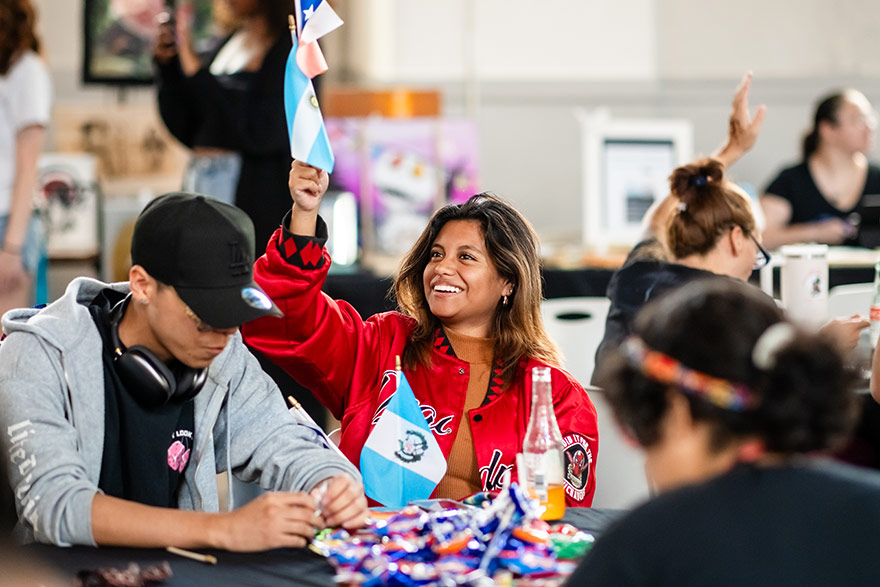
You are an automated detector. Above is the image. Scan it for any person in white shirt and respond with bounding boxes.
[0,0,51,315]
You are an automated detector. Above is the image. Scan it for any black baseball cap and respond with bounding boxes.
[130,192,282,329]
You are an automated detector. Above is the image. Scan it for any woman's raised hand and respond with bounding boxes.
[715,71,767,168]
[288,161,330,236]
[289,161,329,213]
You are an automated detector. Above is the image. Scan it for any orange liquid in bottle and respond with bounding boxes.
[540,484,566,520]
[528,484,566,520]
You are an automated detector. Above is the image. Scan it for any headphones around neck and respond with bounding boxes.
[109,296,208,408]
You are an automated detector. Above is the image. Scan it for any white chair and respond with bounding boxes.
[827,283,873,318]
[587,386,652,510]
[540,297,610,385]
[541,297,651,509]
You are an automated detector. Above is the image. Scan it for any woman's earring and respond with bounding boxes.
[502,294,508,306]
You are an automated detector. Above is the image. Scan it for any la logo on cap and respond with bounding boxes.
[228,240,249,277]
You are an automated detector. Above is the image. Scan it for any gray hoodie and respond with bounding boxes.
[0,277,359,546]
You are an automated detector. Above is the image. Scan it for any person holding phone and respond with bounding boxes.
[153,0,293,250]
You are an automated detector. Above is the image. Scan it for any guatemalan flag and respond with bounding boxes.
[360,362,447,508]
[284,0,342,172]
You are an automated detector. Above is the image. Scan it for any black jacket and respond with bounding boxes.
[591,241,727,385]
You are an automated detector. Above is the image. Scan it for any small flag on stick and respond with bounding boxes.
[360,357,447,508]
[284,1,342,172]
[294,0,343,78]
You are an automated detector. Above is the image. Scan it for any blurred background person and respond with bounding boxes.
[154,0,292,250]
[154,0,324,430]
[761,89,880,250]
[569,279,880,586]
[0,0,51,316]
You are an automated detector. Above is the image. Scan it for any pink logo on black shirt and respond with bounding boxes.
[167,440,190,472]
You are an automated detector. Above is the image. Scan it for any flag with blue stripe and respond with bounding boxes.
[284,31,335,172]
[360,369,447,508]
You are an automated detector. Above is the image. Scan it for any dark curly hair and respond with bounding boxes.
[666,157,757,260]
[0,0,40,75]
[597,279,858,455]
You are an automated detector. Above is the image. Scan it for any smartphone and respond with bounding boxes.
[156,0,176,49]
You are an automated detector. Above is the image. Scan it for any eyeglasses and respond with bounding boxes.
[183,304,224,333]
[750,233,771,271]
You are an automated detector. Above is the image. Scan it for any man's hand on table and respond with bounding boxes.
[313,475,369,530]
[213,492,321,551]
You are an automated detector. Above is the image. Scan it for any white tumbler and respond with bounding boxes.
[779,244,829,328]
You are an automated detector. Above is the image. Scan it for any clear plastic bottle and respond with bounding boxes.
[522,366,566,520]
[870,261,880,348]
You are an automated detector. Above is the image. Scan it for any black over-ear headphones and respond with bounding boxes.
[109,296,208,408]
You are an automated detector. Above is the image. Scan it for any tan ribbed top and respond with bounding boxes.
[435,329,494,500]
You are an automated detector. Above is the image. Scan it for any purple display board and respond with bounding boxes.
[325,118,479,258]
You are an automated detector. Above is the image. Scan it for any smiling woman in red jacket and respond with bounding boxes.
[242,163,599,506]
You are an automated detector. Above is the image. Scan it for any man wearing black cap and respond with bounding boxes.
[0,193,367,549]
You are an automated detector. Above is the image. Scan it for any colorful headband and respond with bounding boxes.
[621,336,758,412]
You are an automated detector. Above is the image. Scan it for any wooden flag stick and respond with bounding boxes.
[166,546,217,565]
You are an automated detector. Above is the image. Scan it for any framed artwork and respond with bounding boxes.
[35,153,101,259]
[82,0,217,85]
[579,111,693,250]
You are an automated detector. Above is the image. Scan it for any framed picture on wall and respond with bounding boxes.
[579,110,693,251]
[82,0,217,85]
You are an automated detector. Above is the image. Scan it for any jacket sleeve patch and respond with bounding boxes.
[563,433,593,503]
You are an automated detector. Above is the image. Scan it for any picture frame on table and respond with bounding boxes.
[579,110,693,251]
[82,0,217,86]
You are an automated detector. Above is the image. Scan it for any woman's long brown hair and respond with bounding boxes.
[0,0,40,75]
[394,193,560,385]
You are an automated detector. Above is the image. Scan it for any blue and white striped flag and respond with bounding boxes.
[360,367,447,508]
[284,30,335,172]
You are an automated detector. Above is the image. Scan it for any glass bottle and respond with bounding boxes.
[522,366,566,520]
[870,261,880,348]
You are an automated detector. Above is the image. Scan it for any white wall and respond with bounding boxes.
[658,0,880,79]
[344,0,656,82]
[29,0,880,239]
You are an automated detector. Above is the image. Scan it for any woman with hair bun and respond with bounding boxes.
[592,155,773,383]
[761,89,880,250]
[568,279,880,586]
[593,75,868,384]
